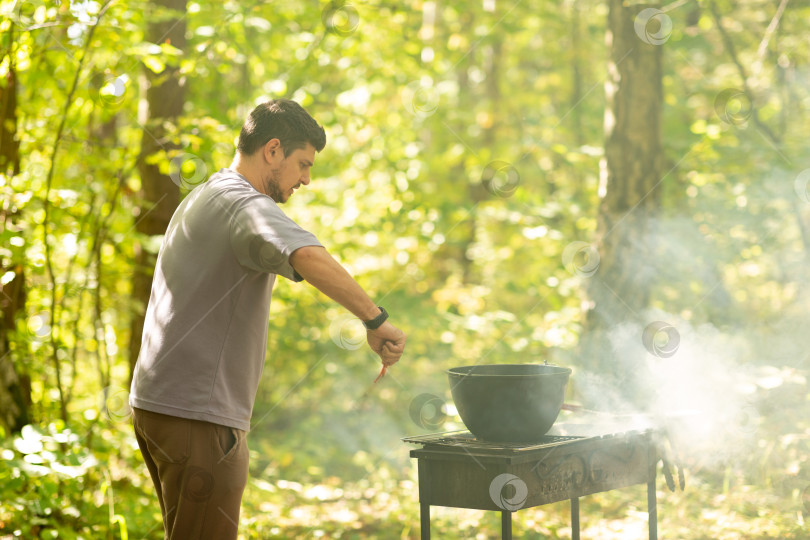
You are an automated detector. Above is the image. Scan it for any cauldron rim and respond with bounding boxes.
[447,363,572,377]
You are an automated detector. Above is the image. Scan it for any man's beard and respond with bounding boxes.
[264,169,285,204]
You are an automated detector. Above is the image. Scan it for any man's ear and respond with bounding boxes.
[263,138,282,163]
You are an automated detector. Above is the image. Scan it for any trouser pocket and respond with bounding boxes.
[214,424,242,461]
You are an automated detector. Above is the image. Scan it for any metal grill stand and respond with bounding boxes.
[404,430,658,540]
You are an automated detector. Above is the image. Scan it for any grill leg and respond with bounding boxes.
[420,502,430,540]
[501,510,512,540]
[648,479,658,540]
[571,497,580,540]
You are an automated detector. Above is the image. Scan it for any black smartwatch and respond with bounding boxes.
[362,306,388,330]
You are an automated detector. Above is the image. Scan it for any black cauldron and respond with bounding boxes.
[447,364,572,442]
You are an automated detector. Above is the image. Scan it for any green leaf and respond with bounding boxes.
[143,56,166,74]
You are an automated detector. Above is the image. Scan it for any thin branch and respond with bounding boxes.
[755,0,789,71]
[93,239,111,393]
[661,0,691,14]
[59,191,98,407]
[707,0,781,145]
[41,0,115,423]
[56,191,98,324]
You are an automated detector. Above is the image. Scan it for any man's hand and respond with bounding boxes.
[367,320,406,367]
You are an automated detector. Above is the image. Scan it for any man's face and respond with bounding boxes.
[263,143,315,204]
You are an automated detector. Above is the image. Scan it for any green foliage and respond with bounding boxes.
[2,0,810,537]
[0,421,149,539]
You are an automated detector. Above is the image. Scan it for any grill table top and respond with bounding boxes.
[402,430,589,453]
[404,426,655,465]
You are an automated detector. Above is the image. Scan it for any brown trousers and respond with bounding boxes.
[132,408,249,539]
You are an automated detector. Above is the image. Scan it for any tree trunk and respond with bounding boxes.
[0,29,31,433]
[0,261,30,434]
[579,0,664,408]
[0,43,20,175]
[128,0,186,381]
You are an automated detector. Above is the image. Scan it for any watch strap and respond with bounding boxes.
[362,306,388,330]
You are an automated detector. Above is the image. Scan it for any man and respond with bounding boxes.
[129,99,406,539]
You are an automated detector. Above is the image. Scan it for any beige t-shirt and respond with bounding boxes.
[130,169,321,430]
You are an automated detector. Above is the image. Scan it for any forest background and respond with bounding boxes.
[2,0,810,538]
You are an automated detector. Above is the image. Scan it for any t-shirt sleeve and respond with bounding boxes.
[229,194,322,281]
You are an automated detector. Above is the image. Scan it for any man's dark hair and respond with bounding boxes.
[237,99,326,156]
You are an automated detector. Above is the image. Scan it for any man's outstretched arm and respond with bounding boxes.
[289,245,406,366]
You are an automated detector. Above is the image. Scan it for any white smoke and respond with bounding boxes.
[568,311,768,469]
